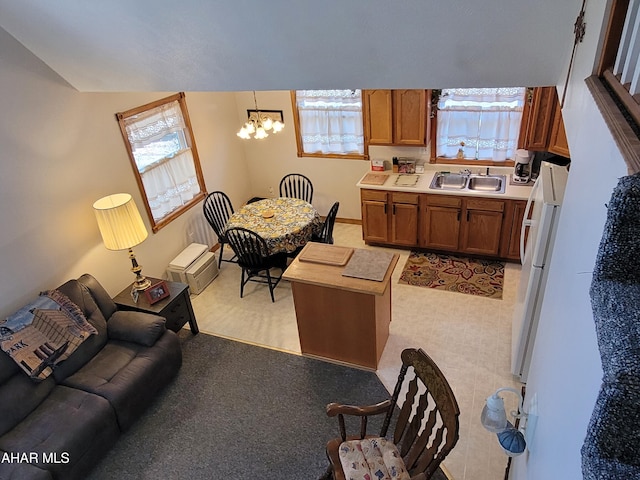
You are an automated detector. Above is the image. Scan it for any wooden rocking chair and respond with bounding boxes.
[322,348,460,480]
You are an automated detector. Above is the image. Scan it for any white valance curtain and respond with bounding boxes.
[296,90,364,155]
[436,87,526,161]
[123,101,199,221]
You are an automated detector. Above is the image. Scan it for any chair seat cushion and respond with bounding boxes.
[339,437,410,480]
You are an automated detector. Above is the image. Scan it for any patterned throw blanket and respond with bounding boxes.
[0,290,97,381]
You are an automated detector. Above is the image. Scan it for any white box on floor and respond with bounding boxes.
[185,251,218,294]
[166,243,209,284]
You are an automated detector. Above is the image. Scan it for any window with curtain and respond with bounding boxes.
[116,93,206,232]
[291,90,366,159]
[435,87,526,163]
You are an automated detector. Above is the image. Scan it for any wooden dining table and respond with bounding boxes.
[225,197,322,255]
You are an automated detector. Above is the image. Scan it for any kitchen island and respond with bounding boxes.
[283,242,398,370]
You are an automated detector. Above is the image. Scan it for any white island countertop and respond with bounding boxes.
[357,165,534,201]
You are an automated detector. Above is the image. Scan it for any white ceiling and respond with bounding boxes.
[0,0,580,92]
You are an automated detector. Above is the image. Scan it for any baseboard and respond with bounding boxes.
[336,217,361,225]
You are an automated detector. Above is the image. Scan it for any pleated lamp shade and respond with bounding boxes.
[93,193,148,250]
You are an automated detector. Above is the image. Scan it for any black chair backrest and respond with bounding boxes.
[318,201,339,243]
[203,191,234,236]
[225,227,270,269]
[279,173,313,203]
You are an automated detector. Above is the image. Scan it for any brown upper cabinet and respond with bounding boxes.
[520,86,570,157]
[363,90,431,146]
[548,104,570,157]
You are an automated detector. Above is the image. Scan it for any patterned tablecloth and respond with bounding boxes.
[225,197,322,255]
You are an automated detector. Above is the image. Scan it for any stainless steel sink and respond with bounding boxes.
[429,172,506,194]
[468,175,505,192]
[429,173,468,190]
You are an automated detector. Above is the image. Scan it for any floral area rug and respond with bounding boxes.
[398,251,505,299]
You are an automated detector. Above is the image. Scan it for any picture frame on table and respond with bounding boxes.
[144,280,170,305]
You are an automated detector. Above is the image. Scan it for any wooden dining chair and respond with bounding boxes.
[321,348,460,480]
[224,227,288,303]
[312,201,339,244]
[279,173,313,203]
[203,191,237,268]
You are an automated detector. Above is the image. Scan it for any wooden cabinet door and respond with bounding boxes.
[524,86,557,151]
[548,105,570,157]
[361,190,389,243]
[500,200,527,261]
[460,198,505,256]
[362,200,389,243]
[393,90,427,145]
[391,192,420,246]
[461,210,503,256]
[363,90,393,145]
[424,207,460,251]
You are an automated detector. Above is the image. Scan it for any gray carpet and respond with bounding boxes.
[87,330,392,480]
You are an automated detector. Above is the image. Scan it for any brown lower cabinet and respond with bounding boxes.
[361,189,527,262]
[423,195,461,251]
[500,199,528,260]
[361,190,420,246]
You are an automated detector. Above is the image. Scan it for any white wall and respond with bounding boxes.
[511,0,629,478]
[0,28,250,316]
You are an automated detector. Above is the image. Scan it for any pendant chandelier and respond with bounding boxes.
[237,91,284,140]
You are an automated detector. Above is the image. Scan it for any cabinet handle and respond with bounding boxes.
[384,204,387,214]
[457,210,460,221]
[467,211,470,222]
[393,204,396,215]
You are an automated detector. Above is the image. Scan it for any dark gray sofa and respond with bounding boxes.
[0,274,182,480]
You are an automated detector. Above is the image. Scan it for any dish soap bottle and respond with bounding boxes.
[457,142,465,159]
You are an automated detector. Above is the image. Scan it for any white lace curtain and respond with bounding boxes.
[436,87,526,161]
[296,90,364,155]
[123,101,199,221]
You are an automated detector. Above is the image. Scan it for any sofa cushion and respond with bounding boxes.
[53,280,108,381]
[0,385,120,480]
[107,310,166,347]
[77,274,118,321]
[0,343,20,384]
[0,453,53,480]
[0,366,56,437]
[61,330,182,431]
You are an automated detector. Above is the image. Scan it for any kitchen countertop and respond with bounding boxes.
[357,166,534,200]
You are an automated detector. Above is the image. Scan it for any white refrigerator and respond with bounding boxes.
[511,162,569,382]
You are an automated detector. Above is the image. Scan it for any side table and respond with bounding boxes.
[113,278,199,335]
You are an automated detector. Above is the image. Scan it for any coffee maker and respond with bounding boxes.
[513,149,531,183]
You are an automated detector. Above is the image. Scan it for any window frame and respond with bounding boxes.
[116,92,207,233]
[289,90,369,160]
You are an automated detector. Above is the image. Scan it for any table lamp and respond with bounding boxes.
[93,193,152,291]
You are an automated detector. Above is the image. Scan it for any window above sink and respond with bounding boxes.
[431,87,526,167]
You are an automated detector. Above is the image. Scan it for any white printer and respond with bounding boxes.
[166,243,218,294]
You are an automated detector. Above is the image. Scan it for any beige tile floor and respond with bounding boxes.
[190,223,522,480]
